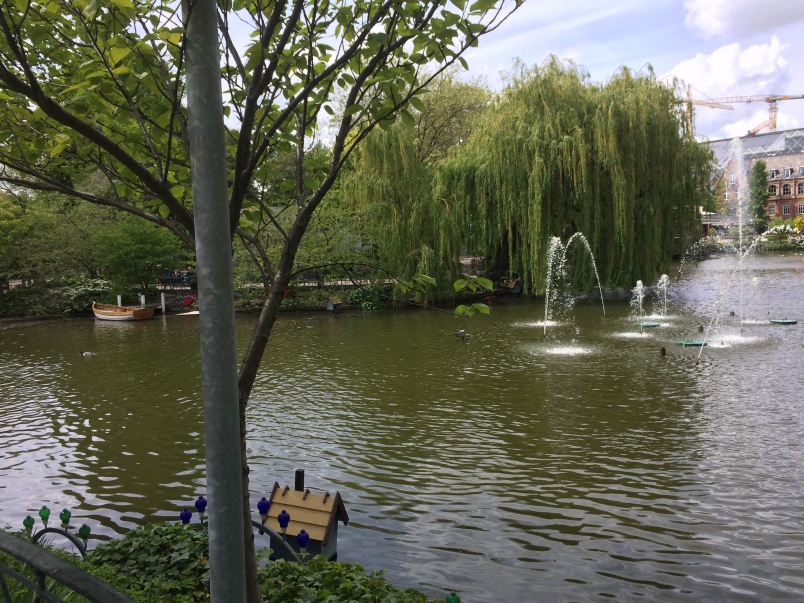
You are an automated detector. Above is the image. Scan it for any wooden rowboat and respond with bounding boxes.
[92,302,154,321]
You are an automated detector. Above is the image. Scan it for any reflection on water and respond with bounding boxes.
[1,252,804,601]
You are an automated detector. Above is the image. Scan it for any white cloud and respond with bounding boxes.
[720,110,801,138]
[665,36,790,98]
[685,0,804,39]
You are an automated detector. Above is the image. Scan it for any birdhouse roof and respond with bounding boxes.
[263,482,349,546]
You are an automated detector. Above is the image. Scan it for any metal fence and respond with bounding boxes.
[0,530,134,603]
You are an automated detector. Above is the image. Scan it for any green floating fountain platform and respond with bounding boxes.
[637,322,661,328]
[676,339,707,347]
[769,319,797,325]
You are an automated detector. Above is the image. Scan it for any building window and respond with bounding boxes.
[798,182,804,195]
[799,167,804,177]
[782,183,792,196]
[768,185,777,195]
[724,191,730,200]
[769,170,779,179]
[783,205,790,215]
[784,168,793,178]
[799,204,804,214]
[728,174,736,185]
[769,205,776,216]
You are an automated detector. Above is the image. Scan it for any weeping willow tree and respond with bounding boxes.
[343,69,489,287]
[436,59,713,293]
[345,124,464,285]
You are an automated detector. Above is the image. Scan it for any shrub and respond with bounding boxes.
[76,523,439,602]
[61,277,113,313]
[347,284,392,310]
[0,285,62,317]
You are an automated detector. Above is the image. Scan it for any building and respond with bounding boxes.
[708,128,804,220]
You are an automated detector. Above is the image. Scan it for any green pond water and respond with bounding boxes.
[1,252,803,601]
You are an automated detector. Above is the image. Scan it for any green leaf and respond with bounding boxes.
[343,104,361,117]
[474,277,493,291]
[409,97,426,112]
[471,302,490,315]
[110,46,131,66]
[109,0,134,7]
[453,279,468,291]
[83,0,102,18]
[170,185,185,198]
[399,108,415,129]
[158,204,170,218]
[413,273,437,286]
[454,304,470,316]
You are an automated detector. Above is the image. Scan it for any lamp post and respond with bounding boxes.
[182,0,246,600]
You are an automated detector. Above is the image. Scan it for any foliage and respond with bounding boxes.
[344,71,490,288]
[0,284,63,317]
[347,284,393,310]
[434,59,712,293]
[762,220,802,244]
[60,276,114,313]
[94,214,186,290]
[748,160,770,222]
[82,523,210,602]
[0,522,437,603]
[258,557,433,603]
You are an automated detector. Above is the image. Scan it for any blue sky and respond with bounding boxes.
[463,0,804,140]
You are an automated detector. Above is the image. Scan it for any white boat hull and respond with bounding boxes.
[92,311,140,321]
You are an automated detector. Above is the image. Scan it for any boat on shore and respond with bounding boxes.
[92,302,155,321]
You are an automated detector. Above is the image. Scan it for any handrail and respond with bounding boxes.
[31,528,88,558]
[0,531,135,603]
[251,520,301,562]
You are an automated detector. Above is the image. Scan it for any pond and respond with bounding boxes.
[1,252,803,601]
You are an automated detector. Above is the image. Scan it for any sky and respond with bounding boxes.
[462,0,804,141]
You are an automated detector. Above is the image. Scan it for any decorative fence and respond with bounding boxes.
[0,529,134,603]
[1,497,301,602]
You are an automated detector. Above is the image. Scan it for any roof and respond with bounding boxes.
[263,483,349,545]
[707,128,804,182]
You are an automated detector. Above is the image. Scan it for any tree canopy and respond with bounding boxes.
[748,159,769,223]
[439,60,713,292]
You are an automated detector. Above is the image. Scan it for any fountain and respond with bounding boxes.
[543,233,605,336]
[631,280,645,333]
[730,136,747,333]
[656,274,670,317]
[629,280,661,332]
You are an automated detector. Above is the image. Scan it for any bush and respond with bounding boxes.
[259,557,432,603]
[76,523,437,602]
[347,284,392,310]
[61,277,113,313]
[0,285,62,317]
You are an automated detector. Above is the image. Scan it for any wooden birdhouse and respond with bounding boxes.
[262,477,349,561]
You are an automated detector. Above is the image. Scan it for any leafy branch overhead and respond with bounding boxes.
[0,0,522,258]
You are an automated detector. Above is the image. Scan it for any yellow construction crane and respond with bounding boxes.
[684,85,804,135]
[704,94,804,134]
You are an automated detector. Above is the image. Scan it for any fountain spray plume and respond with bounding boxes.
[697,291,725,365]
[543,233,606,337]
[657,274,670,317]
[631,280,645,334]
[730,137,748,334]
[695,239,758,365]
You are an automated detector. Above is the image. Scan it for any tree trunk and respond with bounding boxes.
[236,210,315,603]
